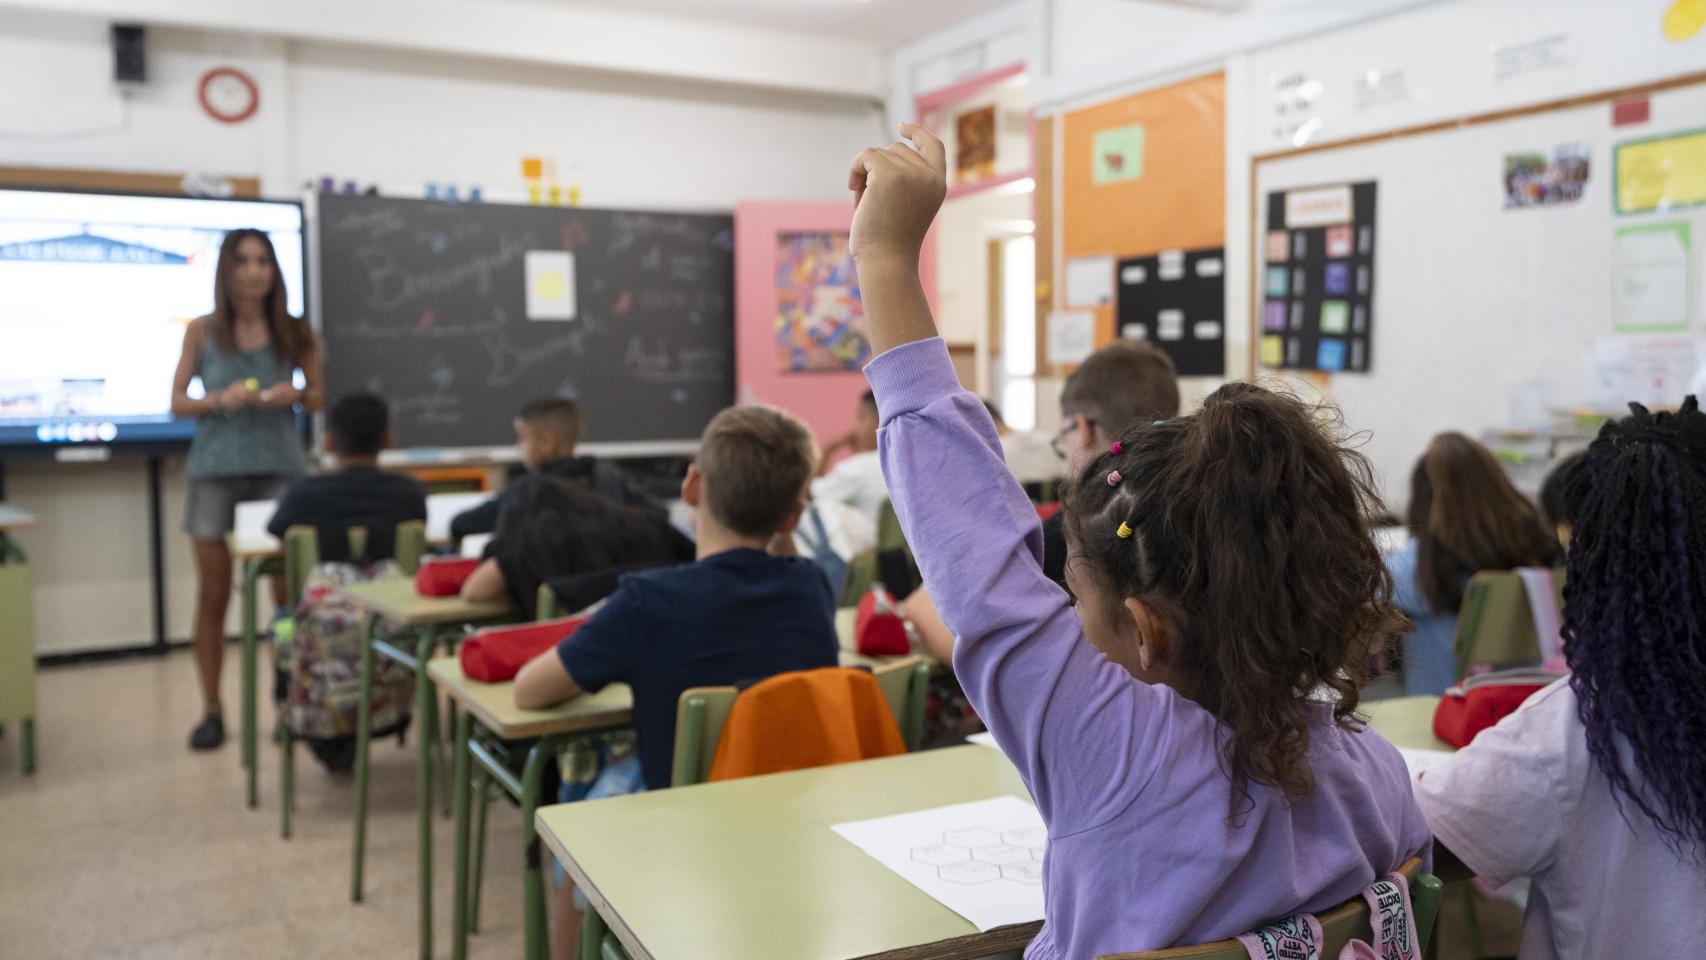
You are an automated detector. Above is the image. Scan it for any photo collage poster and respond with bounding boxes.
[1260,181,1377,373]
[1116,246,1226,376]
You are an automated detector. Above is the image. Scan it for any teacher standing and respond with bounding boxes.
[170,229,322,751]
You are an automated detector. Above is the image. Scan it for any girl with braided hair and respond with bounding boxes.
[1416,398,1706,960]
[848,124,1430,958]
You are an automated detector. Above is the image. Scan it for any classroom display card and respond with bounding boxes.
[524,250,577,320]
[1260,181,1378,374]
[1614,128,1706,215]
[1047,310,1096,366]
[1064,254,1116,307]
[832,797,1046,932]
[1614,222,1692,332]
[1116,246,1226,376]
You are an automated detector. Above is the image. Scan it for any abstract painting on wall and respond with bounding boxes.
[775,231,868,373]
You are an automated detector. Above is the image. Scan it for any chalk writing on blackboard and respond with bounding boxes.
[360,234,532,311]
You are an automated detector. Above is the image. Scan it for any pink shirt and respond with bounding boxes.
[1415,678,1706,960]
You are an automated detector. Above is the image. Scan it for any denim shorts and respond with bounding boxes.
[183,474,291,541]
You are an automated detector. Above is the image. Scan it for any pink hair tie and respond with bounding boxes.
[1109,441,1123,455]
[1106,470,1122,486]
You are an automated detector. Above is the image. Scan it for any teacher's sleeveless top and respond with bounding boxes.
[185,334,308,480]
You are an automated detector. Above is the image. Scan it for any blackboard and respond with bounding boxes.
[316,194,734,449]
[1115,246,1227,377]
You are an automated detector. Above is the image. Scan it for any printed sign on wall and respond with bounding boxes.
[1259,181,1378,374]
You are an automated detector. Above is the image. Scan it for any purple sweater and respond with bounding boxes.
[867,338,1431,959]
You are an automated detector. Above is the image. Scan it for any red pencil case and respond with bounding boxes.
[460,616,590,683]
[415,557,480,596]
[1432,670,1558,748]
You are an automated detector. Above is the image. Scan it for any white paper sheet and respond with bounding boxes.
[525,250,577,320]
[425,491,492,543]
[832,797,1046,932]
[966,731,999,749]
[1584,335,1704,410]
[233,499,279,551]
[1614,226,1690,332]
[1064,254,1114,307]
[1396,746,1453,780]
[1046,311,1096,365]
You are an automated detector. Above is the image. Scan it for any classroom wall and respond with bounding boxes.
[0,8,885,654]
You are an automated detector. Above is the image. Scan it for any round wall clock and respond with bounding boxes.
[198,67,259,124]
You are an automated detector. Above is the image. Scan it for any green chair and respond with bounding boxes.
[1095,857,1443,959]
[276,520,426,839]
[1451,568,1564,684]
[581,659,933,960]
[0,522,36,776]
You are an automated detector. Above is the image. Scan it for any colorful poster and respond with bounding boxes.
[1116,246,1225,376]
[1615,128,1706,214]
[1092,124,1146,185]
[775,231,868,374]
[1260,181,1377,373]
[1503,143,1590,208]
[955,105,997,184]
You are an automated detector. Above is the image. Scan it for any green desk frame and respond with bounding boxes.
[0,517,37,775]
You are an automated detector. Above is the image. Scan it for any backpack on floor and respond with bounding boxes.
[274,562,414,746]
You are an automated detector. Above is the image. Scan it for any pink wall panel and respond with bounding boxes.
[734,200,936,447]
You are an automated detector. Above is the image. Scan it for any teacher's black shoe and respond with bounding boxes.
[189,713,226,751]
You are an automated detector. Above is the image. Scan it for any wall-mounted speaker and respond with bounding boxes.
[112,23,147,86]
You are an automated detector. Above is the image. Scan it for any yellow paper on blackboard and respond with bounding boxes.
[1260,336,1284,368]
[1616,130,1706,214]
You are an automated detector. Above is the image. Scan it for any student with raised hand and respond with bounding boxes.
[810,389,887,526]
[849,124,1429,957]
[1415,400,1706,960]
[1387,433,1560,694]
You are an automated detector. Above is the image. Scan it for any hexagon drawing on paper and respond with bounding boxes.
[943,828,1001,848]
[911,843,971,867]
[1001,861,1044,885]
[938,860,1002,885]
[1002,827,1047,848]
[971,844,1032,865]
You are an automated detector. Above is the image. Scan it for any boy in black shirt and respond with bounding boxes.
[267,392,426,556]
[448,397,659,541]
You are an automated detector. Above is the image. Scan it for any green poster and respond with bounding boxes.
[1093,124,1145,185]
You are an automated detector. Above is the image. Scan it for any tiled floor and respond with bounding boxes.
[0,647,528,960]
[0,648,1521,959]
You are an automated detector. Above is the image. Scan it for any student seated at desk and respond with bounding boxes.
[811,389,887,527]
[448,396,661,541]
[266,392,426,551]
[514,403,838,956]
[1415,400,1706,960]
[513,403,838,781]
[458,474,692,619]
[1386,433,1559,695]
[848,124,1428,958]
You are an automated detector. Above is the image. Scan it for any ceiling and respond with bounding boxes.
[530,0,1013,48]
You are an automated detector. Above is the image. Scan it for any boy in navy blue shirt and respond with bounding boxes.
[513,403,839,791]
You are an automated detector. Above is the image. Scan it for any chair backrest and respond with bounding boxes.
[1095,858,1442,960]
[669,657,930,787]
[1452,568,1563,682]
[282,520,427,607]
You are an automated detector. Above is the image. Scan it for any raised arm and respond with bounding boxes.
[854,127,1167,831]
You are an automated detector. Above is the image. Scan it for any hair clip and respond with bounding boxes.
[1152,419,1165,426]
[1116,521,1133,539]
[1106,470,1122,487]
[1109,441,1123,455]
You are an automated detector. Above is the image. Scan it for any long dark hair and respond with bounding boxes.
[1405,433,1559,614]
[1563,398,1706,856]
[212,228,312,366]
[1064,382,1409,809]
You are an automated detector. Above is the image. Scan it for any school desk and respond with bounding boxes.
[539,696,1454,960]
[341,578,514,960]
[538,744,1038,960]
[231,493,470,810]
[0,504,38,775]
[426,657,634,960]
[1361,696,1450,752]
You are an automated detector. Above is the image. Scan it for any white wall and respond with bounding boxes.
[0,8,883,654]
